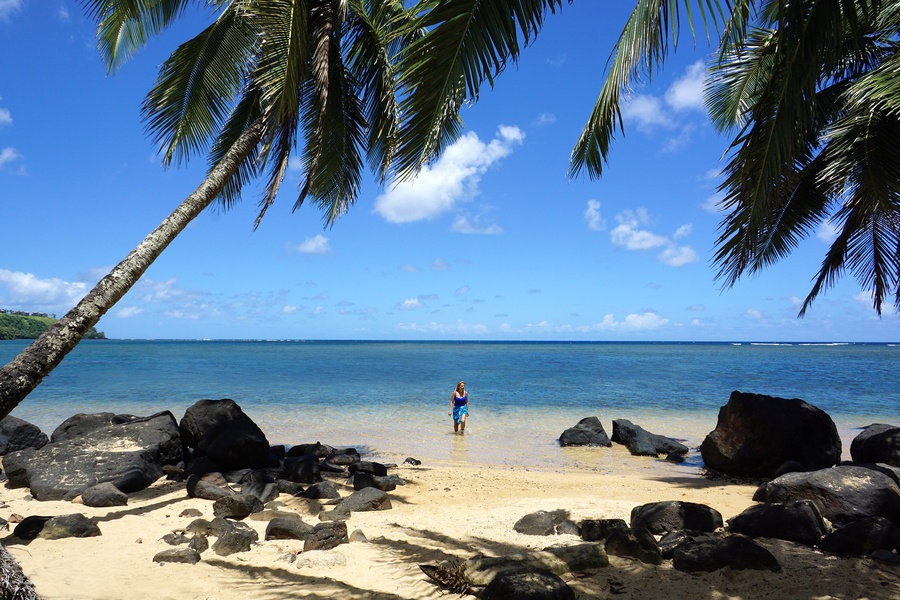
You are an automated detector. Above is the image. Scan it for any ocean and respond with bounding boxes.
[1,340,897,470]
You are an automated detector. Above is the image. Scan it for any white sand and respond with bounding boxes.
[3,446,899,599]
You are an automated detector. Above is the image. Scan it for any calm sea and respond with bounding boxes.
[1,340,897,469]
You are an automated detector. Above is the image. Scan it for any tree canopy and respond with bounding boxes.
[399,0,900,315]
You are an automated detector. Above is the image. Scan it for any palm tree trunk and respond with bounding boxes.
[0,120,265,421]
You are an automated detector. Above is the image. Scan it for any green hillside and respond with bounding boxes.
[0,312,106,340]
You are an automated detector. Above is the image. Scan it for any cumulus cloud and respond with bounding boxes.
[0,108,11,127]
[701,192,724,214]
[0,147,22,168]
[621,95,668,131]
[116,306,144,318]
[396,320,489,335]
[533,113,556,126]
[610,208,699,267]
[0,269,86,310]
[610,209,668,250]
[295,234,331,255]
[398,298,423,310]
[584,199,605,231]
[620,61,709,147]
[658,244,699,267]
[282,305,298,314]
[452,212,503,235]
[854,290,894,313]
[817,220,840,243]
[0,0,22,21]
[374,126,524,223]
[664,62,707,112]
[576,311,670,332]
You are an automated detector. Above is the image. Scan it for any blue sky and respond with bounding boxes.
[1,1,897,342]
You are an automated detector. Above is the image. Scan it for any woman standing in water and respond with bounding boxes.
[448,381,469,434]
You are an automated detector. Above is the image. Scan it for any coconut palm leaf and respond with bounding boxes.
[141,5,258,166]
[394,0,566,180]
[82,0,198,72]
[569,0,727,180]
[346,0,416,181]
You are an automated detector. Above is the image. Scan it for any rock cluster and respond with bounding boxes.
[0,399,406,570]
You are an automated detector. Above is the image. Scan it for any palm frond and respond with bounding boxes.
[141,5,258,167]
[293,0,366,226]
[568,0,724,180]
[801,104,900,314]
[208,90,265,210]
[395,0,566,181]
[244,0,311,228]
[346,0,417,182]
[81,0,196,72]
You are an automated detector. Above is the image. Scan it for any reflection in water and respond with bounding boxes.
[450,431,469,463]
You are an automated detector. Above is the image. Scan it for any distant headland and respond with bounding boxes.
[0,309,106,340]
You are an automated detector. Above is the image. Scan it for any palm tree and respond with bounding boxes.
[397,0,900,315]
[0,0,415,419]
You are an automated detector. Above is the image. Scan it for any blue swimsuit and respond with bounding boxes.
[452,392,468,423]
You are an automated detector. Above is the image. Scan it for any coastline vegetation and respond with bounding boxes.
[0,312,105,341]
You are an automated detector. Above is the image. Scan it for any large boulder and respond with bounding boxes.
[753,464,900,526]
[727,500,828,547]
[630,501,723,535]
[558,417,612,447]
[0,416,48,455]
[611,419,688,457]
[699,391,841,477]
[2,411,183,501]
[672,535,781,573]
[851,424,900,467]
[180,399,270,471]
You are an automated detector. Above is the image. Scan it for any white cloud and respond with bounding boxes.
[610,209,668,250]
[533,113,556,126]
[0,147,22,168]
[431,259,450,271]
[456,286,470,297]
[58,5,70,20]
[452,212,503,234]
[0,0,22,21]
[610,208,698,267]
[374,126,524,223]
[399,264,419,273]
[0,108,11,127]
[282,305,298,314]
[745,308,767,322]
[398,298,423,310]
[701,192,724,214]
[0,269,87,310]
[621,62,708,140]
[658,244,699,267]
[817,220,840,243]
[396,320,489,335]
[672,224,692,239]
[664,61,707,112]
[295,234,331,255]
[116,306,144,318]
[576,311,670,332]
[853,290,894,313]
[621,94,669,131]
[584,199,605,231]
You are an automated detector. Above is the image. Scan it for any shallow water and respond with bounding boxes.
[1,340,896,468]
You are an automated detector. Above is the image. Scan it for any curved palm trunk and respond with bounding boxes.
[0,120,265,421]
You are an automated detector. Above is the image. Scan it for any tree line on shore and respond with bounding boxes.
[0,313,105,341]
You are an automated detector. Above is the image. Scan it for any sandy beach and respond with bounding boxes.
[3,443,898,600]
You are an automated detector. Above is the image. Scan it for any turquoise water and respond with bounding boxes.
[1,340,897,468]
